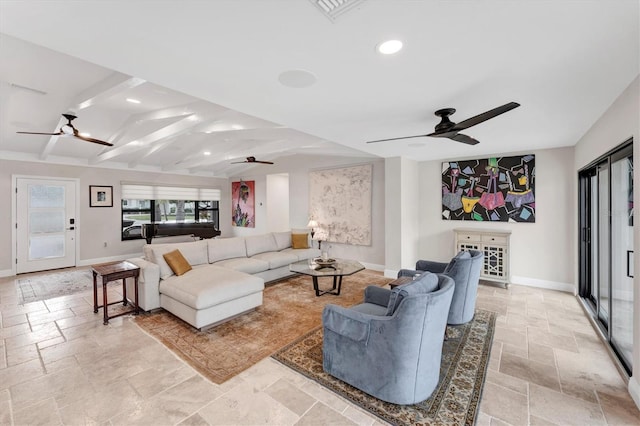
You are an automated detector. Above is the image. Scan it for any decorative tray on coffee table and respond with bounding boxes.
[314,258,336,267]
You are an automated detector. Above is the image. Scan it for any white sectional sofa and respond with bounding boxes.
[126,231,319,329]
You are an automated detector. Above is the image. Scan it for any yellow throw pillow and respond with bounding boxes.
[291,233,310,249]
[163,249,192,276]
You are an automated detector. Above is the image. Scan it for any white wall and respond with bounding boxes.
[416,147,575,290]
[266,174,290,232]
[0,159,229,274]
[384,157,420,276]
[573,76,640,409]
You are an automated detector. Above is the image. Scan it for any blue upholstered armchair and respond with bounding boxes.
[398,249,483,325]
[322,273,454,405]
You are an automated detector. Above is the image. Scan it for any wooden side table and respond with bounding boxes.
[388,276,413,289]
[92,260,140,325]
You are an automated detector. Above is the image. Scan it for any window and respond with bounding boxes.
[120,184,221,241]
[121,199,219,240]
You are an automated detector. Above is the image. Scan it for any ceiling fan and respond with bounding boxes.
[231,156,274,165]
[366,102,520,146]
[16,113,113,146]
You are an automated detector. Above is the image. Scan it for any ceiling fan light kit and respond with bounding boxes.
[366,101,520,146]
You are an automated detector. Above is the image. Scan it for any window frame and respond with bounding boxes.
[121,199,219,241]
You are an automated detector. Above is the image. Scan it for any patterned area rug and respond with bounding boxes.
[135,270,392,384]
[272,309,496,426]
[17,268,93,304]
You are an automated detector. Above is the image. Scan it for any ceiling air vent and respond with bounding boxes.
[309,0,367,22]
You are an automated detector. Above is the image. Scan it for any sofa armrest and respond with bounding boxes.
[125,257,161,311]
[415,260,448,273]
[322,304,373,343]
[363,286,391,307]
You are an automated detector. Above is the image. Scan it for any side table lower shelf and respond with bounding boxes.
[92,260,140,325]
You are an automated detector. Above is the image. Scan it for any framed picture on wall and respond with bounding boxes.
[89,185,113,207]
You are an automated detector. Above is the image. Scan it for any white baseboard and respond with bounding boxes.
[361,262,385,272]
[77,253,142,267]
[510,275,576,294]
[384,269,399,279]
[0,269,14,278]
[629,376,640,411]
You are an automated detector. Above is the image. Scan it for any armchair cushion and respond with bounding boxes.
[386,272,438,316]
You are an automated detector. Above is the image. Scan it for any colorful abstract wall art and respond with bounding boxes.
[231,180,255,227]
[442,154,535,222]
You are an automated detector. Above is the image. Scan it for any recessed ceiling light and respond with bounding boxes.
[204,151,211,156]
[126,98,141,104]
[188,115,198,121]
[377,39,403,55]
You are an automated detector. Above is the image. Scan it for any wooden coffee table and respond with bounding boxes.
[92,260,140,325]
[289,258,364,296]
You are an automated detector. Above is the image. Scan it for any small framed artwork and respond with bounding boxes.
[89,185,113,207]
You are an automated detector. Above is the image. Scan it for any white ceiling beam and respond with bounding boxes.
[76,73,146,110]
[40,73,146,160]
[101,101,203,148]
[39,117,66,160]
[127,120,218,168]
[90,114,196,163]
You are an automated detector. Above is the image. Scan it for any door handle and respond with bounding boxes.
[627,250,633,278]
[67,227,75,230]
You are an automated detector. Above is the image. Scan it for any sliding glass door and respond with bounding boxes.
[579,139,633,374]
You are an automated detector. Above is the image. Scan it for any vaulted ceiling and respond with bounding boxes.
[0,1,638,177]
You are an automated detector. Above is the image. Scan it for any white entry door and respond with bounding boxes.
[16,178,77,273]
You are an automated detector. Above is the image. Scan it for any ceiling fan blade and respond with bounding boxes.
[452,102,520,131]
[254,160,274,164]
[450,133,480,145]
[17,131,63,136]
[75,134,113,146]
[366,134,429,144]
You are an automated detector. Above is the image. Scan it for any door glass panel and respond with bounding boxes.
[29,211,64,233]
[610,155,634,367]
[29,185,64,208]
[26,184,67,262]
[29,235,65,260]
[598,166,609,325]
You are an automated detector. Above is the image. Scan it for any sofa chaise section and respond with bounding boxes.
[160,264,264,329]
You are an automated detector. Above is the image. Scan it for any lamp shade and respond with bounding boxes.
[307,219,318,228]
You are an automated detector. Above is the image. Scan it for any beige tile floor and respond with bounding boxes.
[1,269,639,425]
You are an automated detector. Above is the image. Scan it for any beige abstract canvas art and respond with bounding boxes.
[309,163,372,246]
